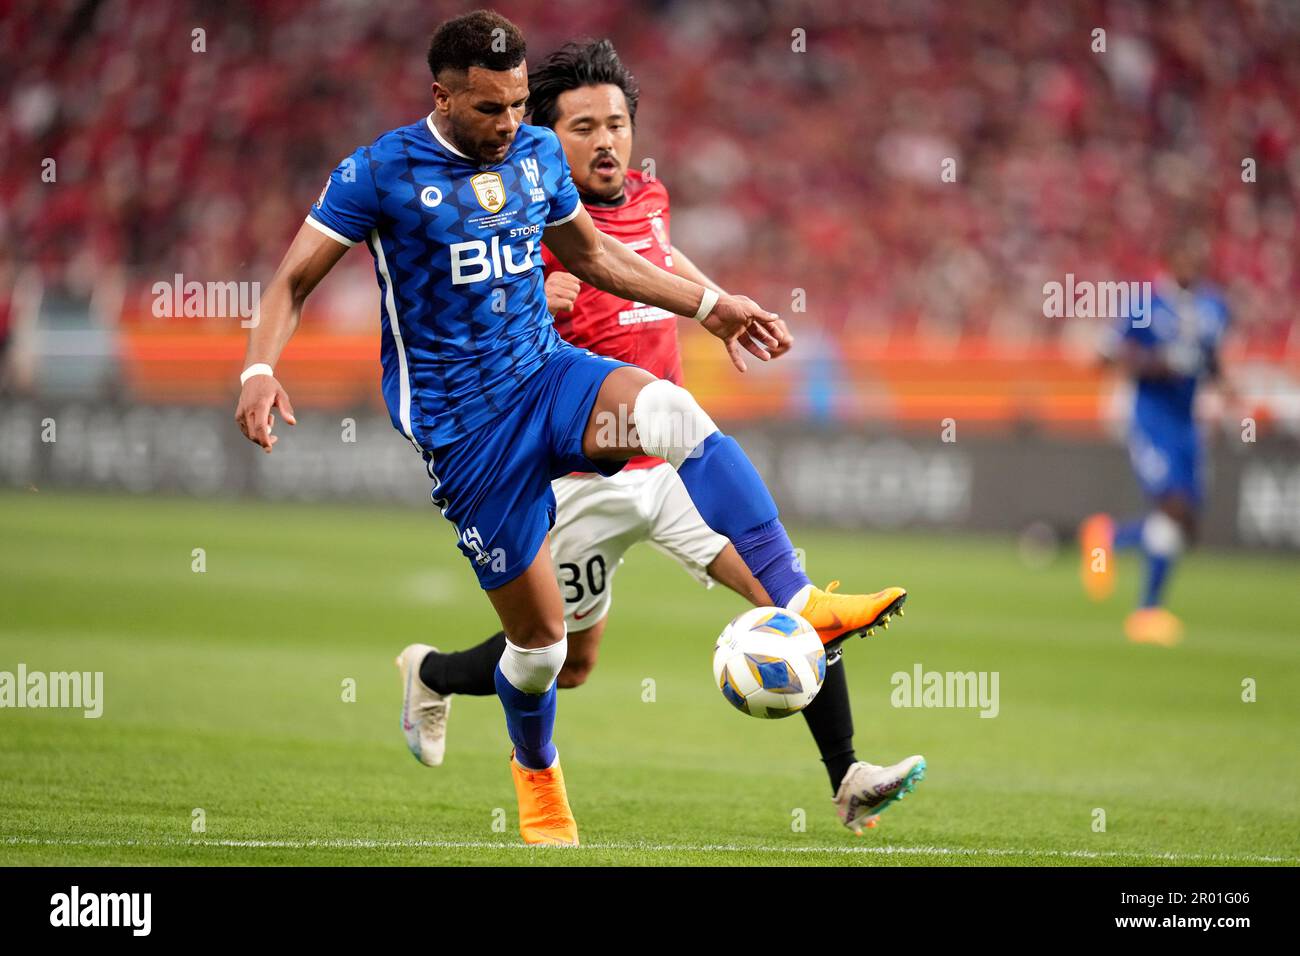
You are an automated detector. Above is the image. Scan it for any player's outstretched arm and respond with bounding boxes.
[544,208,788,371]
[669,243,726,296]
[234,224,349,453]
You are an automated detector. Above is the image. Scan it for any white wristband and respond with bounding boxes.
[240,363,274,385]
[692,288,720,322]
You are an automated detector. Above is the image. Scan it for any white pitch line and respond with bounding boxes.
[3,836,1296,865]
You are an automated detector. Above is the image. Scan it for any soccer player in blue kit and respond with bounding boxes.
[1079,229,1231,647]
[235,11,908,845]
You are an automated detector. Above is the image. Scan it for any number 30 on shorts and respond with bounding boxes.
[559,555,608,604]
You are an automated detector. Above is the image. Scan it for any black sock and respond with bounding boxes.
[801,654,856,793]
[419,631,507,696]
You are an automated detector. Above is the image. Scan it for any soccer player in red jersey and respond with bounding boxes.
[410,39,924,833]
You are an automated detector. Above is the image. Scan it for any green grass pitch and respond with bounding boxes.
[1,489,1297,866]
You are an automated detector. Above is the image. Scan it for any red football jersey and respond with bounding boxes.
[542,170,683,382]
[542,170,684,470]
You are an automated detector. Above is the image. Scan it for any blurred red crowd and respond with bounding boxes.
[3,0,1297,354]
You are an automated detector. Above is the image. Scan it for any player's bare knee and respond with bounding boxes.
[557,657,595,688]
[506,618,567,650]
[585,366,656,458]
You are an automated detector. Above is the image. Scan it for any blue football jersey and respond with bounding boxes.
[1115,279,1230,430]
[306,115,582,450]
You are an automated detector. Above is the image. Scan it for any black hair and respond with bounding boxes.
[527,39,640,129]
[426,10,526,81]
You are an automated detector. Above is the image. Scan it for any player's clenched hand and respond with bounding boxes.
[701,294,789,372]
[545,271,582,315]
[235,375,296,453]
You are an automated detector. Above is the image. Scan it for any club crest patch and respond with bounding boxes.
[470,172,506,213]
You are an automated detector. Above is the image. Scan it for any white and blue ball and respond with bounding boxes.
[712,607,826,719]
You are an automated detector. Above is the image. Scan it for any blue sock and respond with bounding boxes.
[677,432,812,607]
[494,664,557,770]
[1114,517,1145,550]
[732,519,810,608]
[1141,553,1173,608]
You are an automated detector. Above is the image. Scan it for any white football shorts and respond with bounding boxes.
[549,463,729,631]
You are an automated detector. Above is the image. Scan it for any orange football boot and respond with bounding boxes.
[509,751,579,846]
[790,581,908,651]
[1078,513,1116,602]
[1124,607,1183,647]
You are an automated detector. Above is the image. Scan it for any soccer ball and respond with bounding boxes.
[713,607,826,719]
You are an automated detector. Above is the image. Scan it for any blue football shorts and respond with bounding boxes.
[1127,418,1203,505]
[421,344,634,590]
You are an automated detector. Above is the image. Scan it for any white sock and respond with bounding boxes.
[1142,511,1185,557]
[498,635,567,694]
[785,584,814,612]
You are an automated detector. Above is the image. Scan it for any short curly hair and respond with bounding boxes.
[527,39,640,129]
[426,10,526,80]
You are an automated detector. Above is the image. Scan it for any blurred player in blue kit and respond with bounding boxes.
[1080,229,1231,646]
